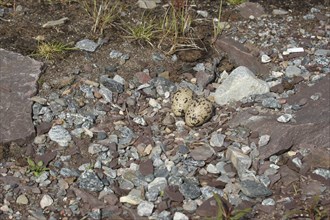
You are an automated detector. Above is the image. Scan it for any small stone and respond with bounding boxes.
[239,180,272,198]
[16,194,29,205]
[78,171,104,192]
[292,157,302,169]
[40,194,53,209]
[173,212,189,220]
[100,75,124,93]
[197,10,208,17]
[262,198,275,206]
[149,98,161,109]
[99,86,113,103]
[272,9,288,15]
[209,132,225,147]
[258,135,270,147]
[262,98,281,109]
[148,177,167,192]
[60,168,80,177]
[314,49,330,56]
[312,168,330,180]
[183,200,197,212]
[75,39,99,52]
[193,63,205,72]
[261,54,271,63]
[139,159,154,176]
[206,164,221,174]
[277,114,293,123]
[137,201,154,217]
[285,66,302,78]
[88,143,108,154]
[133,116,147,126]
[48,125,72,147]
[179,179,201,199]
[226,146,251,177]
[190,144,214,161]
[109,50,123,58]
[120,189,144,205]
[241,146,251,154]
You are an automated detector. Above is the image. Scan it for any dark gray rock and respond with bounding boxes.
[99,75,124,93]
[179,179,201,199]
[0,49,43,145]
[239,180,272,198]
[78,171,104,192]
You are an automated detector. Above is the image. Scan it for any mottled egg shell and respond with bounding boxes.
[185,97,213,127]
[171,88,193,116]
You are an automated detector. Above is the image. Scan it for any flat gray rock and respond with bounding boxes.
[213,66,270,105]
[0,49,43,145]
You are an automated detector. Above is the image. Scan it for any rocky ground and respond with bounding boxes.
[0,0,329,219]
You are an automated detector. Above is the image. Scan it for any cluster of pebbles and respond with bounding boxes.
[1,3,329,220]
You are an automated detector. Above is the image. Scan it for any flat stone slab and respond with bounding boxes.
[215,37,269,77]
[229,75,330,160]
[0,49,43,145]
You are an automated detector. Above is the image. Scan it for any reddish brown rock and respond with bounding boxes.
[215,37,269,77]
[237,2,266,18]
[0,49,43,145]
[230,75,330,160]
[139,159,154,176]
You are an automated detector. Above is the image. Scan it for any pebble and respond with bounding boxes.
[137,201,154,217]
[183,200,197,212]
[261,54,271,63]
[285,66,302,78]
[119,189,144,205]
[209,132,225,147]
[190,144,214,161]
[196,10,208,18]
[272,9,288,15]
[258,135,271,147]
[262,198,275,206]
[16,194,29,205]
[173,212,189,220]
[312,168,330,180]
[239,180,272,198]
[40,194,53,209]
[262,98,281,109]
[277,114,293,123]
[75,39,99,52]
[179,179,201,199]
[48,125,72,147]
[78,171,104,192]
[109,50,123,58]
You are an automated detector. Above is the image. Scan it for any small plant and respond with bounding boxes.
[123,15,159,47]
[208,193,251,220]
[285,195,329,220]
[226,0,246,5]
[27,158,50,177]
[212,0,223,44]
[158,0,200,54]
[80,0,121,35]
[34,41,76,60]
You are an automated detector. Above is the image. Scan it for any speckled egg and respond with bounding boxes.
[185,97,213,127]
[171,88,193,117]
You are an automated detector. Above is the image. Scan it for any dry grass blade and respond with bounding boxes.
[80,0,121,35]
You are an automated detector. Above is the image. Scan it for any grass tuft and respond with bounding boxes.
[80,0,122,35]
[34,41,76,60]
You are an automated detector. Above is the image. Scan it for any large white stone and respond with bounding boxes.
[213,66,269,105]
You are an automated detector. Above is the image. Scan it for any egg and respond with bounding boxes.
[185,97,213,127]
[171,88,193,117]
